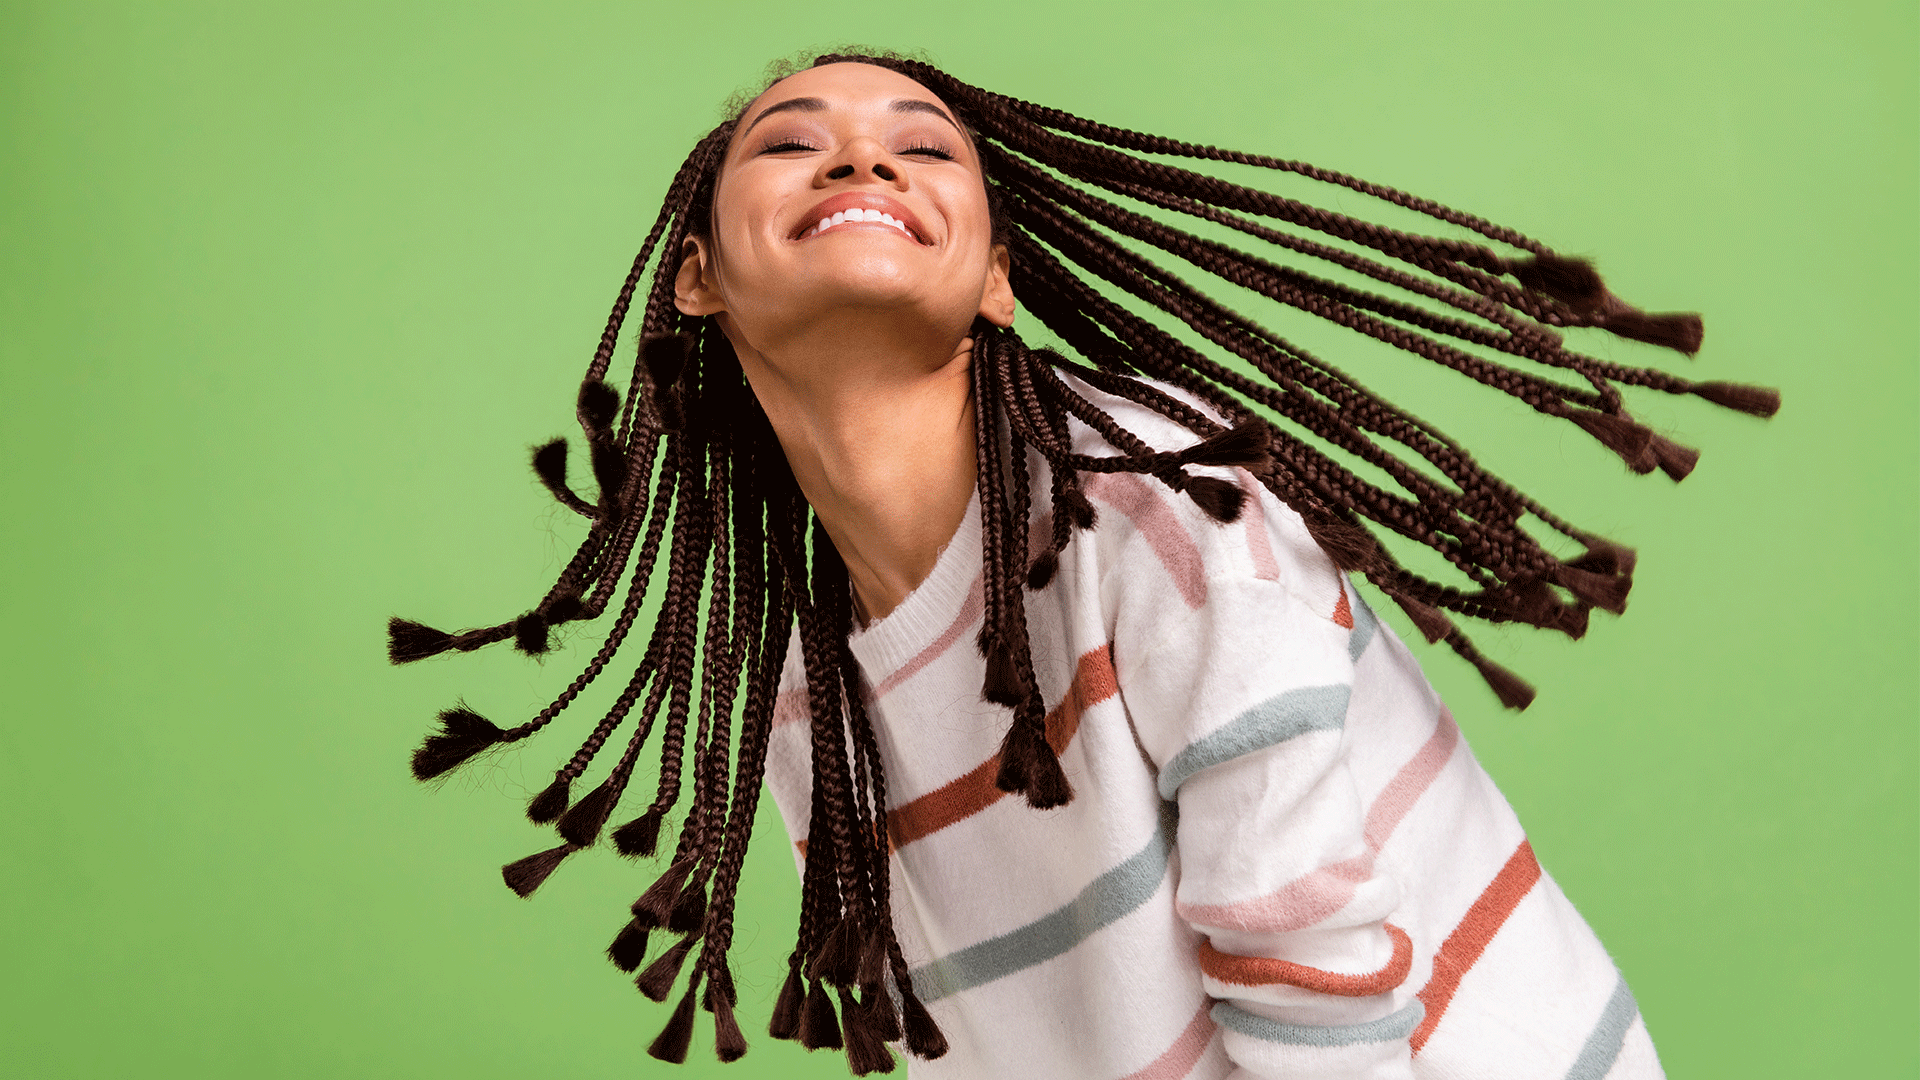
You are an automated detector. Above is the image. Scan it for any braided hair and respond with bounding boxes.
[388,51,1777,1072]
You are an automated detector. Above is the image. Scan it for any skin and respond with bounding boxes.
[675,62,1015,624]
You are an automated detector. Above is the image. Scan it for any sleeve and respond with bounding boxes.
[1106,476,1419,1080]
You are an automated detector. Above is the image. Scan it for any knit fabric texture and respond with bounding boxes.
[763,373,1665,1079]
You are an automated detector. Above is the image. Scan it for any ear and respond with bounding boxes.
[977,243,1015,328]
[674,237,726,317]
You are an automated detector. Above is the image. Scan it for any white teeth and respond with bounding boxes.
[803,209,920,241]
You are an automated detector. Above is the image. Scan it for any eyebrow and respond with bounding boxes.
[741,96,963,136]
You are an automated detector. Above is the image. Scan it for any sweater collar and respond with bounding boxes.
[846,486,982,681]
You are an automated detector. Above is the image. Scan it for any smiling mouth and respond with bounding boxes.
[799,208,924,244]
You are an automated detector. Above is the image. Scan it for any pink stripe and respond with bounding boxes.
[772,575,985,731]
[1178,709,1461,933]
[867,510,1048,699]
[1084,473,1207,608]
[1182,851,1374,933]
[1118,1002,1217,1080]
[772,688,807,729]
[871,575,985,697]
[1364,709,1459,850]
[1235,470,1279,582]
[773,511,1049,720]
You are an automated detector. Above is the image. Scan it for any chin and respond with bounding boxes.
[786,262,958,318]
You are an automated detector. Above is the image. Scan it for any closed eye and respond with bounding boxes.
[899,143,955,161]
[758,139,820,154]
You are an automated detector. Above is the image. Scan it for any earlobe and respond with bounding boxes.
[674,238,725,317]
[978,244,1016,328]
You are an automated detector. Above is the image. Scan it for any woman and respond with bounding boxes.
[392,52,1775,1077]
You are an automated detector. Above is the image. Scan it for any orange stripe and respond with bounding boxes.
[1199,923,1412,997]
[885,644,1117,849]
[1332,588,1354,630]
[791,645,1116,861]
[1409,839,1541,1053]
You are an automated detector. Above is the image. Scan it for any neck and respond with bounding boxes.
[727,316,978,624]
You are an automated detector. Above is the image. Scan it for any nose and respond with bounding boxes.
[816,137,905,188]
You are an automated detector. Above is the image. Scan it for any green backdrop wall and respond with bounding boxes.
[3,2,1914,1077]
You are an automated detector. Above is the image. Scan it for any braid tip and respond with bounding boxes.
[1600,307,1704,355]
[531,436,570,485]
[995,712,1075,809]
[1388,592,1456,645]
[841,986,898,1075]
[410,704,506,781]
[1551,563,1631,615]
[1648,434,1701,482]
[899,987,948,1060]
[768,963,805,1041]
[632,859,696,927]
[635,933,696,1002]
[1062,487,1098,530]
[555,776,619,847]
[982,640,1026,707]
[1191,422,1272,469]
[576,379,620,433]
[1567,410,1656,474]
[807,914,863,986]
[712,987,749,1062]
[1026,550,1059,590]
[1507,254,1606,312]
[1569,540,1637,577]
[387,616,454,664]
[1181,474,1245,522]
[606,919,651,973]
[512,610,551,655]
[798,978,843,1050]
[524,775,572,824]
[1689,380,1780,418]
[645,978,700,1064]
[612,808,666,859]
[666,878,709,934]
[500,842,579,898]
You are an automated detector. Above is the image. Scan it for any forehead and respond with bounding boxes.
[736,62,955,129]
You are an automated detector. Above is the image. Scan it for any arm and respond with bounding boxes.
[1107,477,1418,1080]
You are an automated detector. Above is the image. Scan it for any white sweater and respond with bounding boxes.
[763,375,1664,1079]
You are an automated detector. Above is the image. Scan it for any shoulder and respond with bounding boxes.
[1054,367,1218,459]
[1047,368,1347,623]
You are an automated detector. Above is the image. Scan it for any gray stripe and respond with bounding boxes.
[1210,998,1424,1047]
[1157,684,1350,799]
[1562,975,1639,1080]
[1348,591,1377,662]
[909,819,1174,1002]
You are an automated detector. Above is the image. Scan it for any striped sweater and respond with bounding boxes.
[764,376,1663,1079]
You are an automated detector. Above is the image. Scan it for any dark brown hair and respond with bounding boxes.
[388,52,1776,1073]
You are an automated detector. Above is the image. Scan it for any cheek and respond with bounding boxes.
[943,185,998,258]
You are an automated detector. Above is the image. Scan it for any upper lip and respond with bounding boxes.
[791,192,932,245]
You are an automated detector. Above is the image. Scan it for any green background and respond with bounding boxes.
[3,2,1914,1077]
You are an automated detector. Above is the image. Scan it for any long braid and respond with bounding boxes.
[393,51,1776,1071]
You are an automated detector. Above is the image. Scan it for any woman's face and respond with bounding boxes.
[675,62,1013,355]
